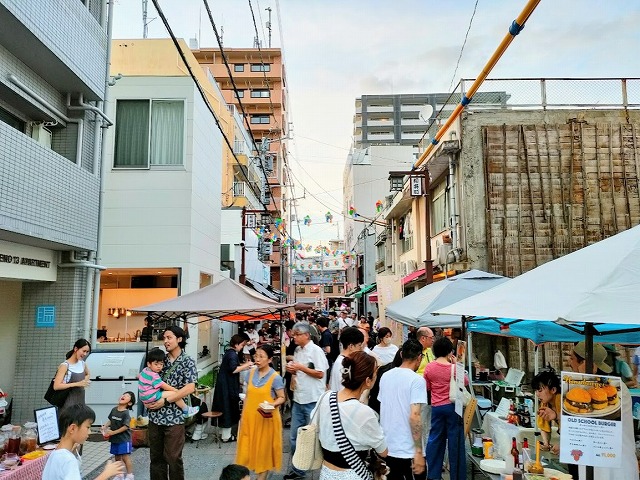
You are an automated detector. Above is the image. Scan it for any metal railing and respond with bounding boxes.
[418,77,640,150]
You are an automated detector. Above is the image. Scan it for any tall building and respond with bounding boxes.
[343,145,414,314]
[99,38,228,364]
[193,47,289,292]
[353,92,509,152]
[0,0,109,422]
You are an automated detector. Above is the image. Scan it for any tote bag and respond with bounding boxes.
[44,362,69,408]
[449,364,471,406]
[291,392,329,471]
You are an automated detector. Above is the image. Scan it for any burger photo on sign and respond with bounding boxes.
[561,374,621,420]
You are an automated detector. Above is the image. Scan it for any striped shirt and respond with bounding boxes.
[138,367,165,404]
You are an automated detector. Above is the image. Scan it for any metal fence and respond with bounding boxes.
[419,78,640,149]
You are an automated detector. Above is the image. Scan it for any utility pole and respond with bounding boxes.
[265,7,272,48]
[239,207,247,285]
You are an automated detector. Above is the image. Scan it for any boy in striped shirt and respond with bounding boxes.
[138,348,199,417]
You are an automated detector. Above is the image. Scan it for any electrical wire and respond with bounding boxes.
[201,0,277,213]
[448,0,480,92]
[150,0,265,208]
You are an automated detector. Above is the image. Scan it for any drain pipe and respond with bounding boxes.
[448,153,460,258]
[8,74,84,164]
[66,92,113,127]
[90,0,116,349]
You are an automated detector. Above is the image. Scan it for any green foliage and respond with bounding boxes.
[197,364,219,387]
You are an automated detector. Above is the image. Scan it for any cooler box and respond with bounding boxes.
[492,368,525,404]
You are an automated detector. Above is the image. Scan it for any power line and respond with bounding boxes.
[448,0,480,92]
[150,0,265,208]
[201,0,278,213]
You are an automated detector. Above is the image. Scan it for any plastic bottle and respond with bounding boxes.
[510,437,520,469]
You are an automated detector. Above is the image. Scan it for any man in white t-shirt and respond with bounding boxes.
[379,339,427,480]
[284,322,329,480]
[329,327,364,392]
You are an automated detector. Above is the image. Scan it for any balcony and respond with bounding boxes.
[367,120,393,127]
[366,133,395,141]
[0,0,107,99]
[366,105,393,113]
[0,121,100,249]
[232,181,263,209]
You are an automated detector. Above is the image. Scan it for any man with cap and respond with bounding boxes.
[569,341,638,480]
[603,344,635,387]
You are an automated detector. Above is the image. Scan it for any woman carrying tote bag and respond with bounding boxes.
[313,351,387,480]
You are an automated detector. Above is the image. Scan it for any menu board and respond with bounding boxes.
[34,406,60,445]
[559,372,622,468]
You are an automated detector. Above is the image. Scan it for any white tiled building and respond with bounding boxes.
[0,0,109,422]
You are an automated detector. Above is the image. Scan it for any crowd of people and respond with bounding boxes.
[41,313,639,480]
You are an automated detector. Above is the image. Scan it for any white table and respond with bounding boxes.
[481,411,559,460]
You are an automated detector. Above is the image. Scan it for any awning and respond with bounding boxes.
[368,291,378,302]
[344,286,360,297]
[354,283,376,299]
[245,279,280,301]
[402,268,425,285]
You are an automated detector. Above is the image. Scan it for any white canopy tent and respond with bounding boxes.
[385,269,508,328]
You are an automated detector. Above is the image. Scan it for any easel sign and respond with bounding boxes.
[34,406,60,445]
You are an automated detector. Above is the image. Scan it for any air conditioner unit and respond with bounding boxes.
[31,123,52,148]
[437,243,453,267]
[400,261,408,276]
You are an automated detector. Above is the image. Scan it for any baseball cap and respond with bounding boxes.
[602,344,620,356]
[573,342,613,374]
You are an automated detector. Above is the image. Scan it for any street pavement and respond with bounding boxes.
[83,423,467,480]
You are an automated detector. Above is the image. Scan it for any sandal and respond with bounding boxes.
[221,435,236,443]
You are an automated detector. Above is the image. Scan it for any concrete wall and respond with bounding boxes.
[0,281,21,400]
[460,108,640,275]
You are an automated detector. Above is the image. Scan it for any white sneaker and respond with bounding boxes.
[184,406,200,418]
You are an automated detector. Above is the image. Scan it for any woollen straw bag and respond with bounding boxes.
[292,392,330,471]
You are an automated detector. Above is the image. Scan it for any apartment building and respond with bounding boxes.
[99,38,230,365]
[0,0,109,422]
[193,47,289,292]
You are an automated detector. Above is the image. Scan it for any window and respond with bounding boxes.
[250,89,270,98]
[337,285,344,293]
[431,181,449,234]
[114,99,184,168]
[234,64,245,72]
[309,285,319,293]
[235,90,245,98]
[250,64,271,72]
[296,285,306,294]
[250,115,270,124]
[0,106,25,132]
[324,285,333,294]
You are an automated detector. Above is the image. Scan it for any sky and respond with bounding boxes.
[111,0,640,247]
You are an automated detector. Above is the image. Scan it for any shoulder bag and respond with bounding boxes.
[44,362,70,408]
[449,363,471,406]
[328,391,376,480]
[292,391,330,471]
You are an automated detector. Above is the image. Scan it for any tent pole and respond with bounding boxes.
[466,320,483,428]
[533,345,539,434]
[584,324,595,480]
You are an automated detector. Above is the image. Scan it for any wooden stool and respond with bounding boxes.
[200,411,223,448]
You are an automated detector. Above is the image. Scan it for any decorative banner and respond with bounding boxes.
[274,217,282,228]
[348,205,356,217]
[559,372,622,468]
[303,215,312,226]
[376,200,383,212]
[325,211,333,223]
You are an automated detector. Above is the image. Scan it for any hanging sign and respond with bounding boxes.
[410,176,423,196]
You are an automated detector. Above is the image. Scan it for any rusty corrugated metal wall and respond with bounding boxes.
[483,120,640,277]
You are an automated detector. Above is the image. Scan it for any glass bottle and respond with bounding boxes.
[4,425,20,455]
[19,422,38,454]
[511,436,520,469]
